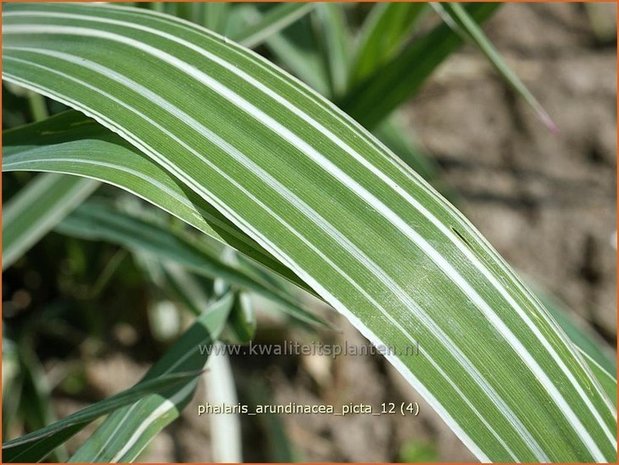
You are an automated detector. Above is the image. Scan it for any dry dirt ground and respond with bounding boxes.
[55,3,616,462]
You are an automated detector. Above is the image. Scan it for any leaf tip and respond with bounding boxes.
[539,108,559,134]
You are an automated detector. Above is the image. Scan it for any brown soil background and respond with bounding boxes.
[54,3,616,462]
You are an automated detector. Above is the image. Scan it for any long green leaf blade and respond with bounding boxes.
[3,111,448,331]
[3,4,615,461]
[1,2,315,271]
[3,110,301,288]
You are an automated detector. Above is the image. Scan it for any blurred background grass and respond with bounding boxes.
[2,2,616,461]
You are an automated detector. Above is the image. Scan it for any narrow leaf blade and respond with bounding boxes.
[436,2,556,131]
[233,3,314,50]
[338,3,499,128]
[69,292,234,462]
[3,4,614,461]
[2,372,200,463]
[56,199,327,328]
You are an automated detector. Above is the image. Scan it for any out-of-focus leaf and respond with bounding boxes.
[225,292,257,344]
[2,336,22,441]
[202,2,230,34]
[349,2,426,86]
[2,172,98,269]
[56,199,327,328]
[313,3,350,99]
[69,292,234,462]
[338,3,499,129]
[138,256,214,317]
[2,371,202,463]
[205,342,242,462]
[399,440,439,462]
[534,287,616,375]
[15,341,68,461]
[245,374,300,462]
[435,3,556,131]
[234,3,314,50]
[263,11,330,95]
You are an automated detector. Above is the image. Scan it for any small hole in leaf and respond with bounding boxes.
[451,227,472,248]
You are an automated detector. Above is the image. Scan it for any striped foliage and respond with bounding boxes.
[3,110,303,288]
[2,372,200,462]
[55,198,325,327]
[68,292,234,462]
[5,112,615,384]
[2,292,234,462]
[2,3,616,461]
